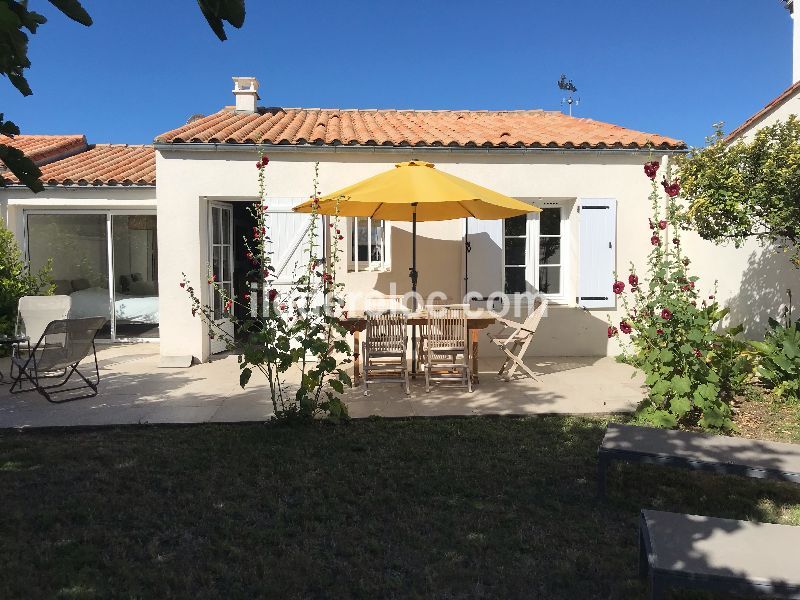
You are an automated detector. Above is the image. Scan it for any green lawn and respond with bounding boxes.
[1,416,799,599]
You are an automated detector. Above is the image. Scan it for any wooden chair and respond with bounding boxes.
[423,305,471,393]
[486,301,546,381]
[362,310,410,396]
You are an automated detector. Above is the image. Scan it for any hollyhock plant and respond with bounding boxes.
[181,156,351,422]
[609,159,745,432]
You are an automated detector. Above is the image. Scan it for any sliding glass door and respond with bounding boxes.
[27,213,112,339]
[112,215,159,339]
[25,211,159,341]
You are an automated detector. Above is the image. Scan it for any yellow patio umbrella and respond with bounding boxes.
[293,160,541,293]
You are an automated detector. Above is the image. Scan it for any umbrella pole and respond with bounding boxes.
[464,217,471,299]
[410,203,418,375]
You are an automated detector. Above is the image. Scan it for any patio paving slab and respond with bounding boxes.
[0,344,644,428]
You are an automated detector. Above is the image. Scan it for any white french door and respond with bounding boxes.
[208,202,234,354]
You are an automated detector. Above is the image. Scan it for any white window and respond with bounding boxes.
[348,217,390,271]
[502,204,566,298]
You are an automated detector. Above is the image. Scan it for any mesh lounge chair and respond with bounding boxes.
[10,295,72,382]
[362,310,410,396]
[10,317,106,402]
[486,300,546,380]
[423,305,472,393]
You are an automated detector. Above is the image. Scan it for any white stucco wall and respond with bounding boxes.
[155,146,797,363]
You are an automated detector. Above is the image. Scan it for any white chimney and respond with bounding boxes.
[232,76,260,113]
[790,1,800,83]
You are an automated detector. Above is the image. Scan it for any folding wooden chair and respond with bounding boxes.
[10,317,107,402]
[362,310,410,396]
[424,305,472,393]
[486,301,546,380]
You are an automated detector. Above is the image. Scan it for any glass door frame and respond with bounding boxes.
[23,208,159,343]
[207,201,234,354]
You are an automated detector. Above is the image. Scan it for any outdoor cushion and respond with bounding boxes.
[597,423,800,497]
[639,510,800,599]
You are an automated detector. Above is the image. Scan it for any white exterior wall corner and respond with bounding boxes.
[154,145,793,362]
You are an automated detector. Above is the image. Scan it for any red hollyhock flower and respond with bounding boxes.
[658,220,667,230]
[661,178,681,197]
[620,320,632,334]
[693,348,702,358]
[672,237,680,246]
[628,274,638,286]
[708,294,715,300]
[661,308,672,320]
[255,161,261,169]
[179,282,185,288]
[656,328,664,335]
[612,280,625,294]
[268,289,278,302]
[644,161,660,179]
[243,293,250,301]
[651,235,660,246]
[225,299,233,312]
[261,156,269,166]
[607,326,618,338]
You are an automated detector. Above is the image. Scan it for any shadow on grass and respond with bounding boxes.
[0,415,798,599]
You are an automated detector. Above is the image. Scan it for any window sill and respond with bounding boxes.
[346,265,392,273]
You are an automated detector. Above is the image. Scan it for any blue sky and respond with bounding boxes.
[3,0,793,147]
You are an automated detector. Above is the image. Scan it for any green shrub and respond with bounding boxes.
[0,217,53,337]
[751,316,800,402]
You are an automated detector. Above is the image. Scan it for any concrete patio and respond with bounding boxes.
[0,343,645,428]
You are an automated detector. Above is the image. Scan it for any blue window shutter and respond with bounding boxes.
[465,217,503,300]
[577,198,617,309]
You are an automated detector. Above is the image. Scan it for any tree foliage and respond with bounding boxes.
[677,118,800,266]
[1,0,245,192]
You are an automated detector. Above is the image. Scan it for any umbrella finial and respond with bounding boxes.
[396,160,435,168]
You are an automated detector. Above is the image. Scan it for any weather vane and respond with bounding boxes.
[558,74,580,116]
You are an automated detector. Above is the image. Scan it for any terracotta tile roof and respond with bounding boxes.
[0,134,88,164]
[7,144,155,187]
[727,80,800,141]
[155,107,685,150]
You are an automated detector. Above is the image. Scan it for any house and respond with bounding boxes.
[2,60,796,364]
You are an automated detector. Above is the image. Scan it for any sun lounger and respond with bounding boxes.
[639,510,800,599]
[598,423,800,498]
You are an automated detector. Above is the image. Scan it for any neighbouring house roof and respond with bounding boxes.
[727,80,800,141]
[5,143,156,187]
[0,133,88,164]
[37,144,156,186]
[155,107,686,150]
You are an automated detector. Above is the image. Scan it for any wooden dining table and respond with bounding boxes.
[338,309,497,385]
